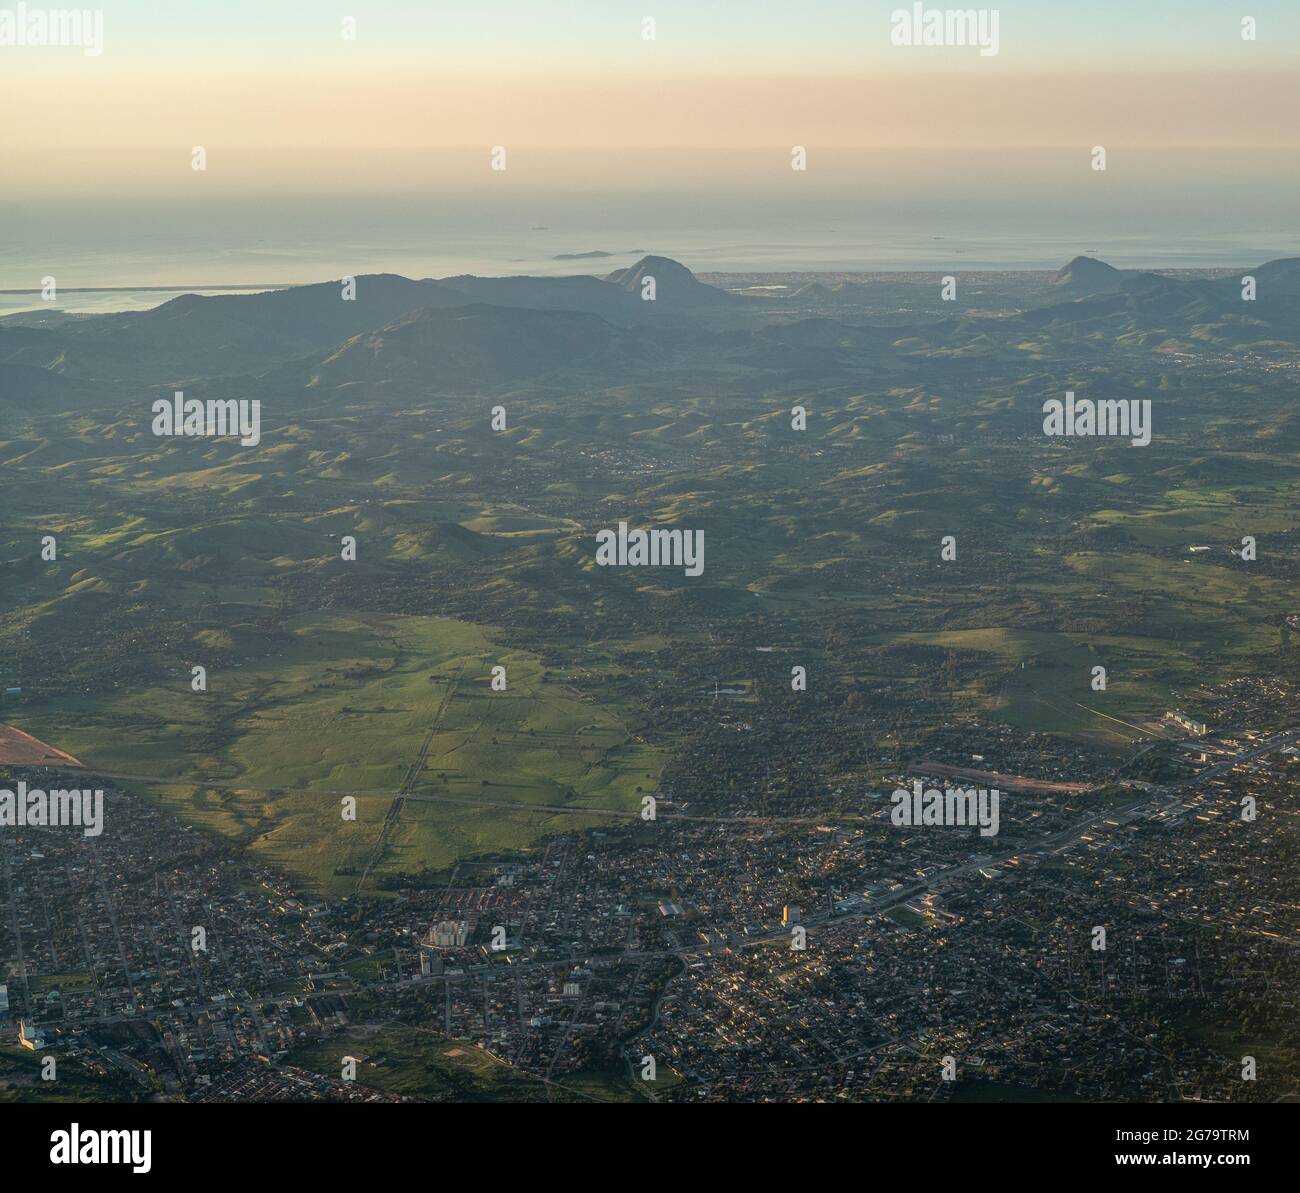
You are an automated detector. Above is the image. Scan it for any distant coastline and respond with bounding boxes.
[0,284,300,294]
[0,263,1262,318]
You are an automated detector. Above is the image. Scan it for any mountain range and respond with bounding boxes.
[2,253,1298,405]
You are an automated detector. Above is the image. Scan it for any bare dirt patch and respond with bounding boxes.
[0,724,83,768]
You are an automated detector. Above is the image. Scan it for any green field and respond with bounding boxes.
[15,613,666,895]
[0,1046,145,1104]
[287,1024,660,1102]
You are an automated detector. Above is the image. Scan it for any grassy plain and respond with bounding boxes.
[16,612,666,895]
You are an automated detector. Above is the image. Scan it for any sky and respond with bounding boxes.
[1,1,1296,286]
[4,0,1298,190]
[5,1,1300,72]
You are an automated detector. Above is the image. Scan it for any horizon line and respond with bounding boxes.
[0,259,1276,298]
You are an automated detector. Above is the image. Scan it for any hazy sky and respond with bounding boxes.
[4,0,1298,198]
[3,0,1297,288]
[6,1,1300,73]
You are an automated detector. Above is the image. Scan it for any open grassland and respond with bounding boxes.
[287,1023,661,1102]
[3,328,1298,899]
[14,613,666,896]
[0,1046,146,1103]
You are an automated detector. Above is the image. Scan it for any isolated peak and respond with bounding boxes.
[1052,256,1123,292]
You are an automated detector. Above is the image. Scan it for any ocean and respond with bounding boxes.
[4,158,1295,315]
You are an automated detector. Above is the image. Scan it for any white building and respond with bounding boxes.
[425,919,470,949]
[1165,710,1208,737]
